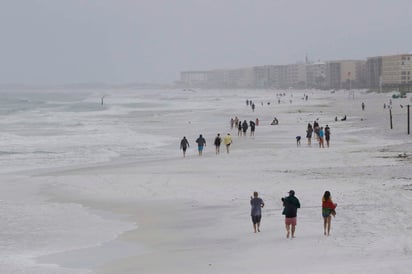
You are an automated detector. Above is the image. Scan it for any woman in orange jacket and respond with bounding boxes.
[322,191,337,236]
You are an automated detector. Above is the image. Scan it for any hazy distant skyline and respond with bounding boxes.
[1,0,411,85]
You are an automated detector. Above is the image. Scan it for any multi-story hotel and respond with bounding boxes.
[381,54,412,88]
[306,62,326,89]
[325,60,366,90]
[180,53,411,90]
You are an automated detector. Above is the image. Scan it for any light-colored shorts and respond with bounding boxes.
[285,217,297,226]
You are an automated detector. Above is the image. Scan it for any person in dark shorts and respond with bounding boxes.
[296,136,301,146]
[250,191,265,233]
[306,123,313,145]
[214,133,222,155]
[324,125,331,147]
[282,190,301,239]
[180,136,189,158]
[249,120,256,136]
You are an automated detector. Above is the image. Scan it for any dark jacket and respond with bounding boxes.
[180,138,189,149]
[282,195,301,218]
[196,136,206,146]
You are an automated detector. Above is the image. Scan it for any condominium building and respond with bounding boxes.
[366,56,382,89]
[381,54,412,87]
[306,62,326,89]
[325,60,366,89]
[180,71,210,87]
[180,53,411,89]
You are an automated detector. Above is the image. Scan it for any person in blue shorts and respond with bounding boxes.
[195,134,206,156]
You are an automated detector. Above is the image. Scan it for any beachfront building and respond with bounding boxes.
[325,60,366,90]
[180,71,211,87]
[366,56,383,90]
[180,54,412,90]
[253,66,272,88]
[381,53,412,89]
[306,62,326,89]
[286,63,307,88]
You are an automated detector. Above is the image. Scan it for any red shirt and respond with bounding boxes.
[322,199,336,209]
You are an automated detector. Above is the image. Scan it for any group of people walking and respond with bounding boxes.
[250,190,337,238]
[306,121,331,148]
[230,116,258,137]
[180,133,233,157]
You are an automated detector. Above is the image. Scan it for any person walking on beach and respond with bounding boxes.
[319,127,325,148]
[223,133,232,153]
[242,120,248,136]
[314,120,320,141]
[214,133,222,155]
[238,121,242,136]
[195,134,206,156]
[324,125,331,147]
[250,191,265,233]
[322,191,337,236]
[249,120,256,136]
[306,123,313,145]
[282,190,300,239]
[362,102,365,111]
[180,136,190,158]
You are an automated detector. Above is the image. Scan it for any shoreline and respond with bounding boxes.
[16,89,412,273]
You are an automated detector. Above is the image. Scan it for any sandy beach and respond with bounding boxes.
[1,88,412,274]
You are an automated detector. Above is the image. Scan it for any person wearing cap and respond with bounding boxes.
[250,191,264,233]
[223,133,232,153]
[282,190,301,239]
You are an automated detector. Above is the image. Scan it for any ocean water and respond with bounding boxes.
[0,87,186,273]
[0,87,253,273]
[0,88,181,174]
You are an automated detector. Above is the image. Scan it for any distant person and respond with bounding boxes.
[180,136,190,158]
[250,191,265,233]
[270,117,279,125]
[306,123,313,145]
[322,191,337,236]
[234,116,239,128]
[223,133,232,153]
[238,121,242,136]
[296,136,301,146]
[361,102,365,111]
[255,118,259,126]
[251,103,255,112]
[242,120,248,136]
[319,127,325,148]
[214,133,222,155]
[195,134,206,156]
[313,120,320,140]
[324,125,331,147]
[282,190,300,239]
[341,115,347,121]
[249,120,256,136]
[230,118,234,129]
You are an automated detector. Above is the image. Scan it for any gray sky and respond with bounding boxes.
[1,0,411,85]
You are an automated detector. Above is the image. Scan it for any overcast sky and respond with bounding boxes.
[1,0,411,85]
